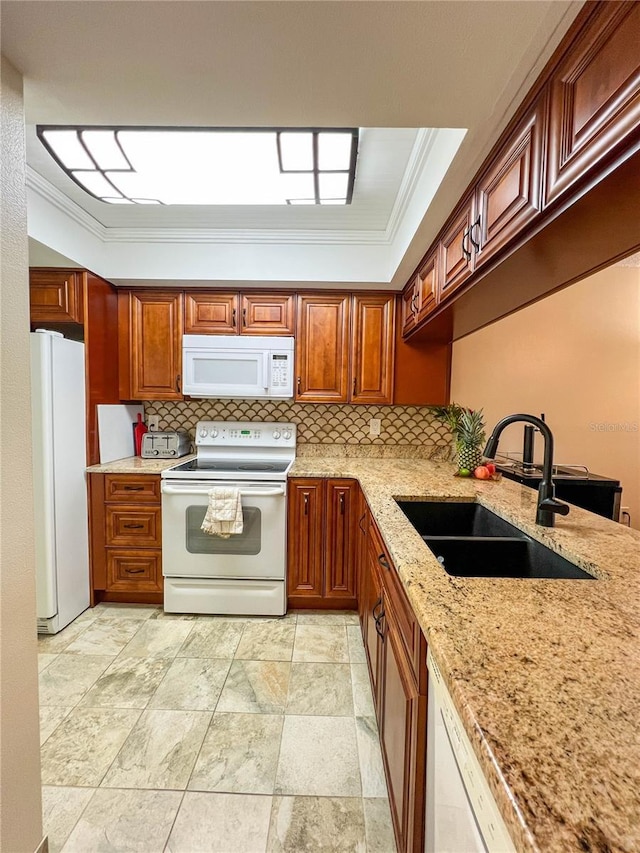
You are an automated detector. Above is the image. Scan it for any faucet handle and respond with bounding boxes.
[538,497,570,516]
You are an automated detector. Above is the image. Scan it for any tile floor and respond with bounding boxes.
[38,605,397,852]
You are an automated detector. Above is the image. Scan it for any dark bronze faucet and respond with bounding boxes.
[483,413,570,527]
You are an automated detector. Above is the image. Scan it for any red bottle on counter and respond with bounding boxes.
[133,413,148,456]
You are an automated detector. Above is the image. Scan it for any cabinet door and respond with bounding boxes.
[30,269,84,324]
[380,604,427,853]
[363,544,383,713]
[241,293,295,335]
[357,495,370,630]
[350,294,395,404]
[295,294,349,402]
[401,279,419,336]
[122,291,183,400]
[184,292,238,334]
[438,198,474,301]
[474,100,543,267]
[545,3,640,207]
[324,480,358,601]
[415,251,438,323]
[287,479,325,603]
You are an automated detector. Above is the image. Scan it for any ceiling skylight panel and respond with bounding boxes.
[37,126,359,205]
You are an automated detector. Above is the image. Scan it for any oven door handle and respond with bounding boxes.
[161,484,286,497]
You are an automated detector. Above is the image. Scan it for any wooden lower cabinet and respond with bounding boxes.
[287,478,358,609]
[89,472,163,604]
[379,601,427,853]
[361,515,428,853]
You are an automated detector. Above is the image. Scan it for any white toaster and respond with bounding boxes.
[141,431,191,458]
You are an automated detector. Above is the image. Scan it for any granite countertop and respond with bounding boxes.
[86,455,196,474]
[289,457,640,853]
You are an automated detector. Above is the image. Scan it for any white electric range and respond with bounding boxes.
[161,420,296,615]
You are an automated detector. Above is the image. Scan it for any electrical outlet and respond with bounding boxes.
[147,415,160,432]
[369,418,381,437]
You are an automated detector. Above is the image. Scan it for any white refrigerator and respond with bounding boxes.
[31,330,90,634]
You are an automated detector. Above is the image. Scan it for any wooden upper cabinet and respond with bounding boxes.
[474,100,544,267]
[287,479,325,600]
[295,294,349,402]
[241,293,295,335]
[184,292,238,334]
[324,480,358,601]
[438,197,474,301]
[545,2,640,207]
[415,251,438,322]
[29,268,84,324]
[119,290,183,400]
[350,294,395,405]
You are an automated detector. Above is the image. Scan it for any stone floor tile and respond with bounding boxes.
[148,657,230,711]
[363,797,397,852]
[166,792,272,853]
[40,707,140,786]
[40,705,72,745]
[292,625,349,663]
[351,664,375,717]
[39,654,115,707]
[267,796,366,852]
[347,625,367,663]
[275,716,361,797]
[285,662,353,716]
[355,716,387,797]
[234,621,296,661]
[61,788,182,852]
[217,660,290,714]
[80,656,172,709]
[63,618,142,656]
[177,620,245,659]
[101,709,211,790]
[41,786,94,853]
[189,712,283,794]
[119,620,194,659]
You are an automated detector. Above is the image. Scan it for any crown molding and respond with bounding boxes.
[26,166,106,241]
[101,227,388,245]
[384,128,437,243]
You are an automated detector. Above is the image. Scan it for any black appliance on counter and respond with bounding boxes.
[496,460,622,521]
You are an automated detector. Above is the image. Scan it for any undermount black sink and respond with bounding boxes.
[396,501,594,580]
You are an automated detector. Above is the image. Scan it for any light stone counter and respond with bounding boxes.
[86,455,196,474]
[289,456,640,853]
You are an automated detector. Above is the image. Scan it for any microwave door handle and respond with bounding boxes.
[263,354,270,390]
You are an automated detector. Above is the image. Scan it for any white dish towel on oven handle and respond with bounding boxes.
[201,487,244,538]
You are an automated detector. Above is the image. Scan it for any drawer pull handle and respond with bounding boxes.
[123,485,144,491]
[372,597,382,621]
[358,512,366,534]
[232,308,237,327]
[303,493,309,516]
[378,553,390,571]
[123,523,145,529]
[469,215,481,252]
[125,568,145,574]
[242,307,247,326]
[339,493,345,515]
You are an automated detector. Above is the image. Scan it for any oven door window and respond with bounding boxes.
[185,505,261,555]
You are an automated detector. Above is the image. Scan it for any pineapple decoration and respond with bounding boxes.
[432,404,496,479]
[456,408,486,473]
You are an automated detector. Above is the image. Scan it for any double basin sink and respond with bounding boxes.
[396,500,594,580]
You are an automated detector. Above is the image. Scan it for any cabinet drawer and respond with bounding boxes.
[105,474,161,503]
[106,551,162,593]
[370,521,426,691]
[106,505,161,547]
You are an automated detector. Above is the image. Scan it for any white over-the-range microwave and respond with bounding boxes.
[182,335,294,399]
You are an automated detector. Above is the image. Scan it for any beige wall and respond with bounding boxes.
[451,264,640,529]
[0,57,44,852]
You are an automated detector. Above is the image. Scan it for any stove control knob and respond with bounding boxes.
[199,429,207,438]
[272,430,281,440]
[210,428,219,438]
[283,429,292,440]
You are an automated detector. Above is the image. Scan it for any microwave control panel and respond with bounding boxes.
[270,353,291,390]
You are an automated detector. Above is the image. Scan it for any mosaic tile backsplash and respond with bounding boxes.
[144,400,453,458]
